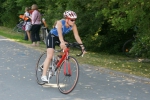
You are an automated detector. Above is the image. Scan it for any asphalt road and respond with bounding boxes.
[0,36,150,100]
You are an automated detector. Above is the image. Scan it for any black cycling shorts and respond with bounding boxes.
[46,34,60,49]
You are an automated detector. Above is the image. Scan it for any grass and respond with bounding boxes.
[0,26,150,78]
[0,27,30,43]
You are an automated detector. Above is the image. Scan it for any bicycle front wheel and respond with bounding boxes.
[36,52,47,85]
[57,56,79,94]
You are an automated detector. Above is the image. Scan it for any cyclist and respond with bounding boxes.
[41,10,86,82]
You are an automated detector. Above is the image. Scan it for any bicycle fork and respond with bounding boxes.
[64,59,72,76]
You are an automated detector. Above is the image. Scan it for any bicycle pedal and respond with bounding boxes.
[38,69,42,72]
[38,66,43,71]
[38,68,42,71]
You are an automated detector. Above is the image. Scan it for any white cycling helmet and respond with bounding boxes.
[63,10,77,19]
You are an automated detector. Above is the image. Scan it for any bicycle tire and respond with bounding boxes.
[36,52,47,85]
[39,27,46,44]
[56,56,79,94]
[122,39,133,57]
[17,27,23,33]
[11,25,18,32]
[43,29,46,44]
[40,28,44,40]
[12,26,18,32]
[43,29,48,44]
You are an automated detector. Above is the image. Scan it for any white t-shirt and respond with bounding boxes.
[24,11,31,31]
[24,12,30,17]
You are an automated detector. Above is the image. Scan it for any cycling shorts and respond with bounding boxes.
[46,34,60,49]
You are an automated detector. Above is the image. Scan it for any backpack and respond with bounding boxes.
[19,15,30,21]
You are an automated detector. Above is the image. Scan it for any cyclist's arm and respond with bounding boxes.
[72,24,87,57]
[72,24,84,50]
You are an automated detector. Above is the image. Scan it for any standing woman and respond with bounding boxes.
[23,7,31,41]
[30,4,41,46]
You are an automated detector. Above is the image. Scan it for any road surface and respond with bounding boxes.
[0,36,150,100]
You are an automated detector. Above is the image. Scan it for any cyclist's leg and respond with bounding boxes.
[25,22,31,41]
[41,33,58,82]
[41,48,54,82]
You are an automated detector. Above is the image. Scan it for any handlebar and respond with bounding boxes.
[65,42,85,57]
[54,42,86,57]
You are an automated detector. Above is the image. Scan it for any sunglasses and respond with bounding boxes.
[70,19,76,22]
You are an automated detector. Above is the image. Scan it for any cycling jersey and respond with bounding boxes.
[50,19,72,36]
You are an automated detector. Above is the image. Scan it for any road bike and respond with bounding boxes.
[40,26,48,44]
[36,42,84,94]
[12,19,25,33]
[122,34,148,57]
[39,18,49,44]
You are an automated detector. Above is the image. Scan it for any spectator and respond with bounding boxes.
[23,7,31,41]
[30,4,41,46]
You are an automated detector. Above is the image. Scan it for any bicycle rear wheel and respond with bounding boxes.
[57,56,79,94]
[43,28,48,44]
[36,52,47,85]
[40,27,48,44]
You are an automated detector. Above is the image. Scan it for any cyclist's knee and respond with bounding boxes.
[46,55,53,60]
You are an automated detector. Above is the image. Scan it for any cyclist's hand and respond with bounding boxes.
[60,42,66,50]
[81,46,87,57]
[82,49,87,57]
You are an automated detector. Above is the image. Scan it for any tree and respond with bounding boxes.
[0,0,150,57]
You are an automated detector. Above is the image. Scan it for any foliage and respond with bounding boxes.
[0,0,150,57]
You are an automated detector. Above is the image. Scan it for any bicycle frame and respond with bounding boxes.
[56,48,69,67]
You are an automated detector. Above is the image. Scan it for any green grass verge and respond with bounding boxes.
[0,26,30,44]
[0,26,150,78]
